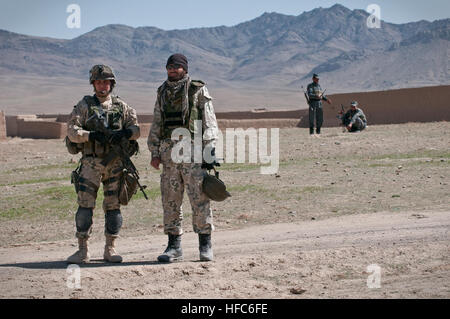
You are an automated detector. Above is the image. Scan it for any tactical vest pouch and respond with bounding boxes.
[71,161,82,194]
[119,170,138,205]
[161,80,204,139]
[65,136,83,155]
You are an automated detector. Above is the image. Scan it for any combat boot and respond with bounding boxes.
[199,234,214,262]
[157,234,183,263]
[67,237,90,264]
[104,234,123,263]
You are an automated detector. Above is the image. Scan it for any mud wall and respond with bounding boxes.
[0,111,6,140]
[218,119,300,129]
[16,119,66,139]
[6,115,39,137]
[53,112,302,124]
[298,85,450,128]
[4,85,450,139]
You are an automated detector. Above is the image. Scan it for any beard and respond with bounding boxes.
[168,71,186,82]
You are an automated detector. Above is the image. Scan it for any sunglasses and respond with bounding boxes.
[166,64,183,70]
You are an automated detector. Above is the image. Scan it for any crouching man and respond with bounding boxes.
[344,101,367,133]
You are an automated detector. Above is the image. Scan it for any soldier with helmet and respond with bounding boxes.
[148,53,220,263]
[307,73,332,136]
[66,64,140,264]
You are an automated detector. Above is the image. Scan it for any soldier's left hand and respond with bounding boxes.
[327,98,332,104]
[201,146,220,170]
[109,129,132,145]
[201,161,221,170]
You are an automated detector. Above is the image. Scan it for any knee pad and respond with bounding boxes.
[105,209,123,235]
[75,207,93,232]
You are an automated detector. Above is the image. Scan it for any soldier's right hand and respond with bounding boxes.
[89,131,107,144]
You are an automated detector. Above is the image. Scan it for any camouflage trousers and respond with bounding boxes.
[77,156,123,211]
[349,118,367,132]
[160,140,214,235]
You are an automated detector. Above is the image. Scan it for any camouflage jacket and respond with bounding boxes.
[147,78,219,159]
[345,108,367,125]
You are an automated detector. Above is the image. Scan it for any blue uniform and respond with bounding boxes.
[307,82,328,134]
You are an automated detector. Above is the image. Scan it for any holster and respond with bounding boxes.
[64,136,83,155]
[71,161,82,194]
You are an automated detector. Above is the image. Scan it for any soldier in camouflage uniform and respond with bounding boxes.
[343,101,367,132]
[307,73,332,136]
[148,54,219,263]
[66,64,140,264]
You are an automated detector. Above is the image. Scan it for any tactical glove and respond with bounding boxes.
[89,131,107,144]
[201,147,221,170]
[109,128,133,145]
[202,161,221,170]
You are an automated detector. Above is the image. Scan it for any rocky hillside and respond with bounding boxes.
[0,4,448,95]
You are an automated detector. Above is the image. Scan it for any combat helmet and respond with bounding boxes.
[89,64,116,87]
[202,168,231,202]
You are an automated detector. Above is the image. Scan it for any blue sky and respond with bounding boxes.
[0,0,449,39]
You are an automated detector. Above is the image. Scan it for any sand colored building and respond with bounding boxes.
[0,111,6,140]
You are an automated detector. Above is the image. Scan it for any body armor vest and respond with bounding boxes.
[82,95,125,157]
[161,81,204,139]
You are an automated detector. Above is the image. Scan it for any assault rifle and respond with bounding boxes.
[302,86,328,105]
[301,86,310,105]
[86,113,148,200]
[337,104,345,119]
[337,104,352,129]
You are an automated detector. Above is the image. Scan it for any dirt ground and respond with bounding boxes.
[0,122,449,299]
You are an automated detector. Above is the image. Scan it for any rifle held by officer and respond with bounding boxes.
[301,86,310,105]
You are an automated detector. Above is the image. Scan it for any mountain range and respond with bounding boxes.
[0,3,448,113]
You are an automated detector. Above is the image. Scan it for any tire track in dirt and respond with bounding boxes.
[0,210,448,298]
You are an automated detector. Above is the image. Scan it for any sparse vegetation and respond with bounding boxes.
[0,122,449,246]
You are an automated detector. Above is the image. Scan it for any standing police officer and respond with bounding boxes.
[307,73,332,136]
[66,65,140,264]
[148,53,219,263]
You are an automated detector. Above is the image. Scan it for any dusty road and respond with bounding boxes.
[0,210,448,299]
